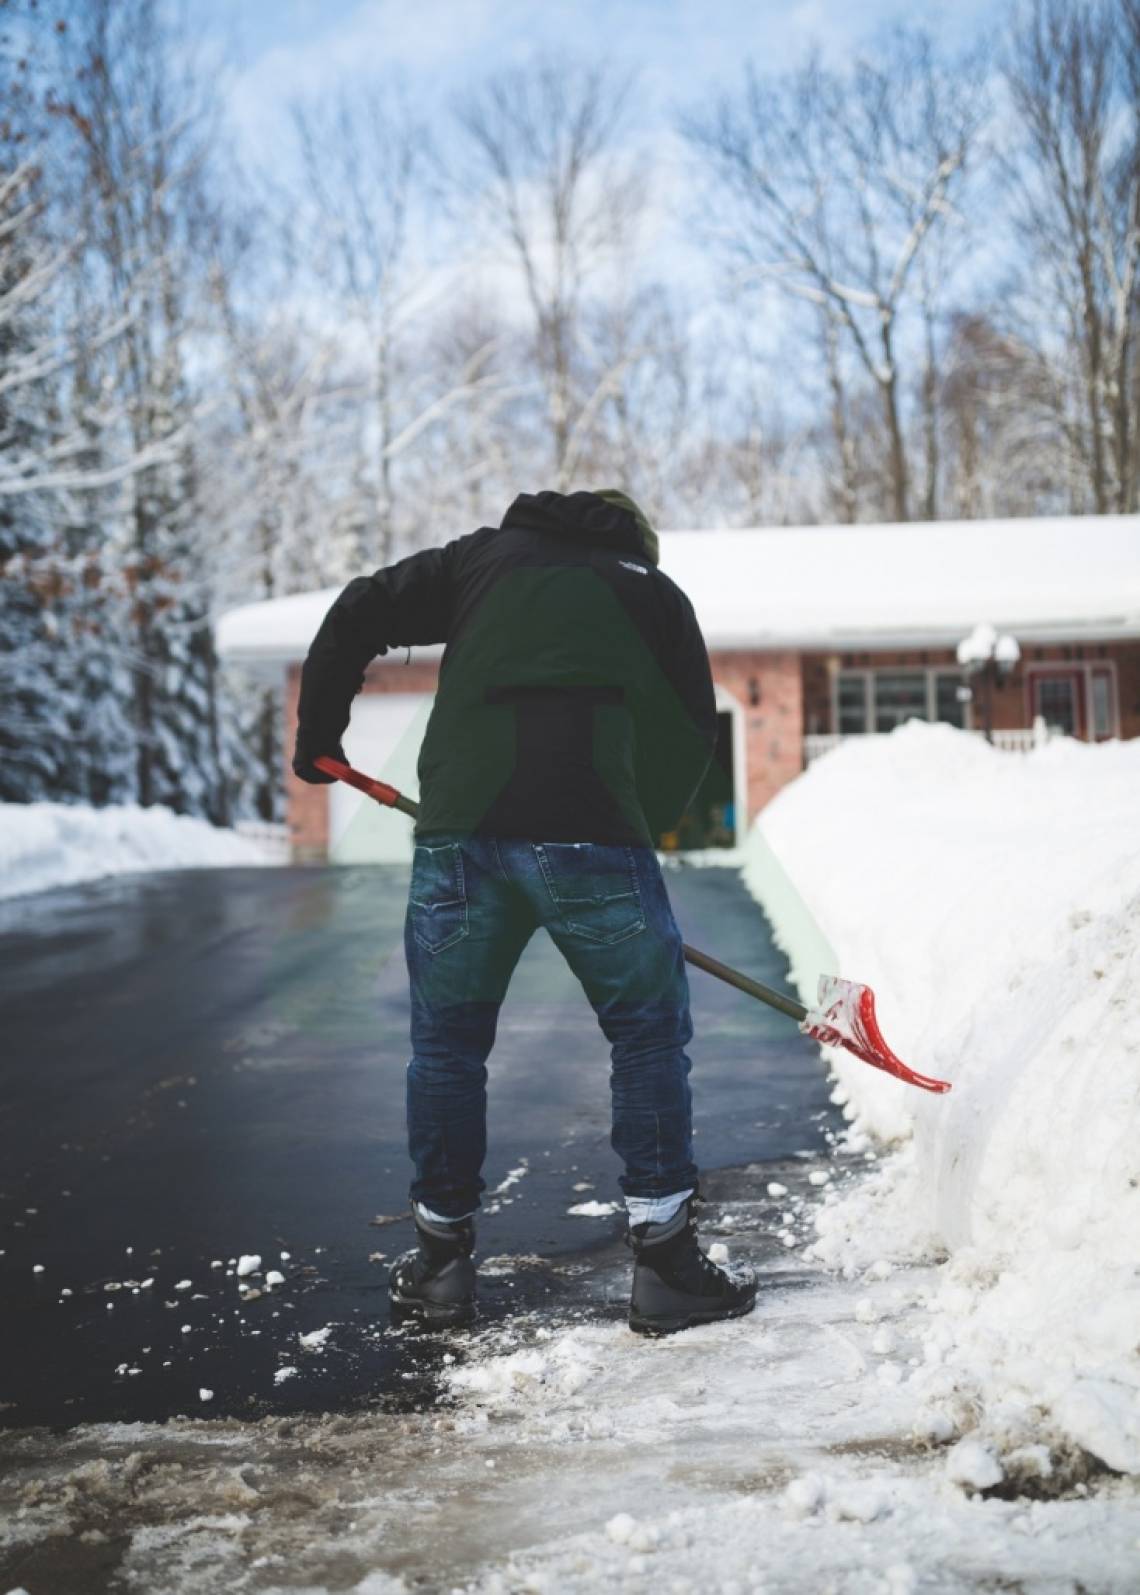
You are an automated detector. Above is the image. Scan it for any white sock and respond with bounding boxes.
[415,1201,476,1226]
[625,1188,694,1227]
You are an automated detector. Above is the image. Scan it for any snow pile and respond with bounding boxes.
[747,723,1140,1478]
[449,1325,605,1406]
[437,1258,1140,1589]
[461,1473,1139,1594]
[0,801,277,900]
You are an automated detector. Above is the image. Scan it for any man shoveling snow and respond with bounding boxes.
[293,488,756,1335]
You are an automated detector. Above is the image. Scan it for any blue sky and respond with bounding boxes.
[199,0,999,158]
[192,0,1007,393]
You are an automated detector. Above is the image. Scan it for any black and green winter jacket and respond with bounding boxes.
[293,490,717,845]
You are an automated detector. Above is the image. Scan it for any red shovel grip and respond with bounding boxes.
[313,756,420,819]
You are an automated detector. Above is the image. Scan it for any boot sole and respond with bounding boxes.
[389,1291,477,1329]
[628,1293,757,1338]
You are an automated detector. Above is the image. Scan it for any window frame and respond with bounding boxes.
[835,668,873,734]
[1024,660,1119,742]
[832,666,970,734]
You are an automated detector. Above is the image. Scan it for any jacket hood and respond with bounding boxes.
[501,490,659,567]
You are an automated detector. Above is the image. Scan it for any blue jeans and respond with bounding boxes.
[404,836,699,1220]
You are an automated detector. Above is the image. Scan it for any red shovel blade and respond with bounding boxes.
[801,974,952,1094]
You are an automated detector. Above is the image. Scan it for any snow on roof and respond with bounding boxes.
[215,513,1140,666]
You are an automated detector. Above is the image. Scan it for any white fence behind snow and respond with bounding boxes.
[803,719,1060,767]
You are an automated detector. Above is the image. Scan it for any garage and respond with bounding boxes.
[329,692,433,863]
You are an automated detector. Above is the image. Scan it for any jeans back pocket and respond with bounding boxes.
[534,843,645,945]
[409,842,469,954]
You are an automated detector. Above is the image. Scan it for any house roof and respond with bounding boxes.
[215,513,1140,668]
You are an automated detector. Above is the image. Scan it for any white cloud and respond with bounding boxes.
[226,0,504,154]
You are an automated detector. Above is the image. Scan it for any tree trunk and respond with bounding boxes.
[1079,249,1108,513]
[550,314,573,487]
[921,301,938,521]
[880,321,909,521]
[823,311,858,523]
[376,326,395,566]
[132,483,156,807]
[257,687,278,821]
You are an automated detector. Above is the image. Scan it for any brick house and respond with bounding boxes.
[216,514,1140,862]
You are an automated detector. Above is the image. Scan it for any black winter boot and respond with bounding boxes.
[388,1210,477,1328]
[627,1197,757,1336]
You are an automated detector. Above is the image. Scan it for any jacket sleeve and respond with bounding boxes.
[636,586,719,838]
[294,544,454,774]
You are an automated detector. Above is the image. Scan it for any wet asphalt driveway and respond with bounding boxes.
[0,860,837,1428]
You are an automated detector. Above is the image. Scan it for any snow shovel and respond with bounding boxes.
[314,756,951,1095]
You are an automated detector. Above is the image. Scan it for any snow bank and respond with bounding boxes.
[0,801,277,900]
[746,723,1140,1476]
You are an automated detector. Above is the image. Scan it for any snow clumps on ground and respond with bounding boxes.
[0,800,278,900]
[748,722,1140,1482]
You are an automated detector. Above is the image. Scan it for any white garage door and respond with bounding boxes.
[328,693,433,864]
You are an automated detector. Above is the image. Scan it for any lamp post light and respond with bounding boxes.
[956,623,1021,744]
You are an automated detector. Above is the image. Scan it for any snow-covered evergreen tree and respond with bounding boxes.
[64,0,232,821]
[0,53,90,802]
[53,311,137,808]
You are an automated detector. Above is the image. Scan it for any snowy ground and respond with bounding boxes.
[0,801,278,899]
[2,725,1137,1591]
[3,1168,1137,1593]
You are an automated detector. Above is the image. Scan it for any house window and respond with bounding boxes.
[874,673,929,731]
[1090,667,1114,740]
[1033,673,1081,736]
[1090,669,1109,736]
[1026,663,1116,742]
[934,672,967,728]
[837,668,967,733]
[837,672,870,733]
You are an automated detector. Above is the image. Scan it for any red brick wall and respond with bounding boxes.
[1117,641,1140,739]
[708,649,805,818]
[284,666,327,862]
[802,654,833,735]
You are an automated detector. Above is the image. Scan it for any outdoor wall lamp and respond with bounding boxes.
[957,623,1021,743]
